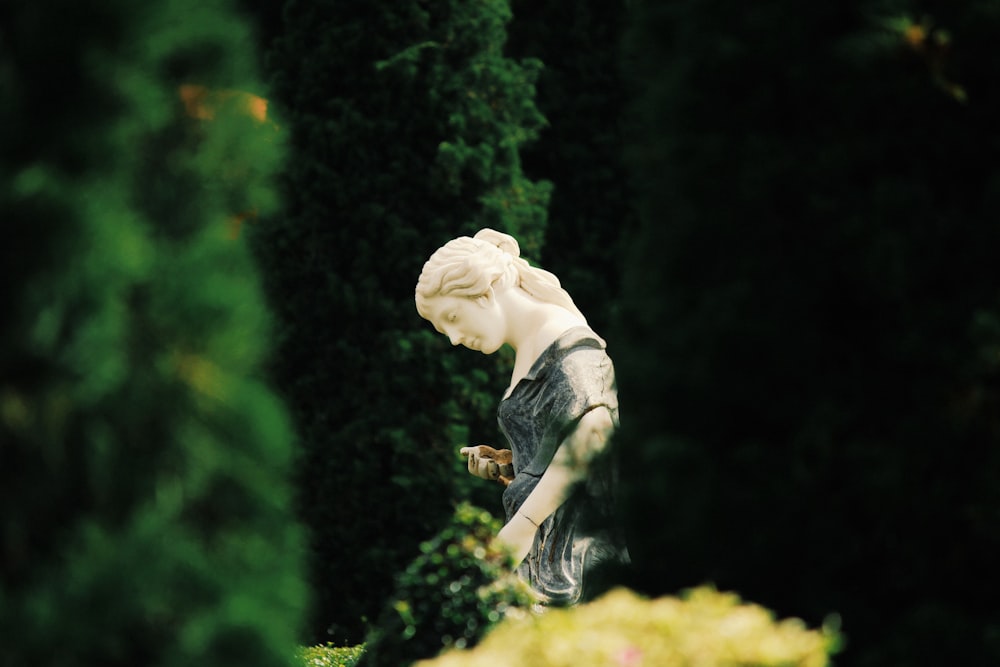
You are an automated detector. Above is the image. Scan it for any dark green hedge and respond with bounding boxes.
[616,1,1000,666]
[255,0,549,644]
[0,1,304,664]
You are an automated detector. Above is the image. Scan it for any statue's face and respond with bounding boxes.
[425,294,505,354]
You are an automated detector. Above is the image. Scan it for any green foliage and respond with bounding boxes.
[616,0,1000,665]
[255,0,549,643]
[418,586,838,667]
[0,0,304,665]
[358,503,536,667]
[298,644,366,667]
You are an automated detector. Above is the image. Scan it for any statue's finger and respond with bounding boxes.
[486,460,500,480]
[468,453,477,474]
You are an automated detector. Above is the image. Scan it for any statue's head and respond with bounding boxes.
[415,230,518,311]
[414,229,519,353]
[415,229,586,353]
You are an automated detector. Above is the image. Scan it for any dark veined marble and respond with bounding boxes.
[498,326,630,604]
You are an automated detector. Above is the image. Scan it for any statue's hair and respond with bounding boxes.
[415,228,586,323]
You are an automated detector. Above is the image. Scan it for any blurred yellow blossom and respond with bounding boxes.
[417,586,838,667]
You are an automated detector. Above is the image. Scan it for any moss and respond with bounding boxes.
[298,644,365,667]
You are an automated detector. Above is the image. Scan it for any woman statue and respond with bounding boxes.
[415,228,629,605]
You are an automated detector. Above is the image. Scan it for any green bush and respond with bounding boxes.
[0,0,304,665]
[418,586,839,667]
[358,503,537,667]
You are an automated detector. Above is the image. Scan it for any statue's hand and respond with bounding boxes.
[460,445,514,485]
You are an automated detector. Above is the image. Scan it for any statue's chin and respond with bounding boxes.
[479,341,501,355]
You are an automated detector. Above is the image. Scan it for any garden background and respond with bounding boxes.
[3,0,999,666]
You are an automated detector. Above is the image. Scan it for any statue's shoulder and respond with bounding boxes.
[554,326,607,356]
[552,328,615,391]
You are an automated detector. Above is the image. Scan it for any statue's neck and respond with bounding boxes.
[503,304,586,399]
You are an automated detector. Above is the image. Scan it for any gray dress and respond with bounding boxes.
[498,326,630,605]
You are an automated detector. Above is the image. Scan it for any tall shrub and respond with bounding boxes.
[616,1,1000,666]
[0,1,304,665]
[257,0,550,644]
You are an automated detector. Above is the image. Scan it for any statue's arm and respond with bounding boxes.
[496,406,614,564]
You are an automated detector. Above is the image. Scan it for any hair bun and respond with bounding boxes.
[474,228,520,258]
